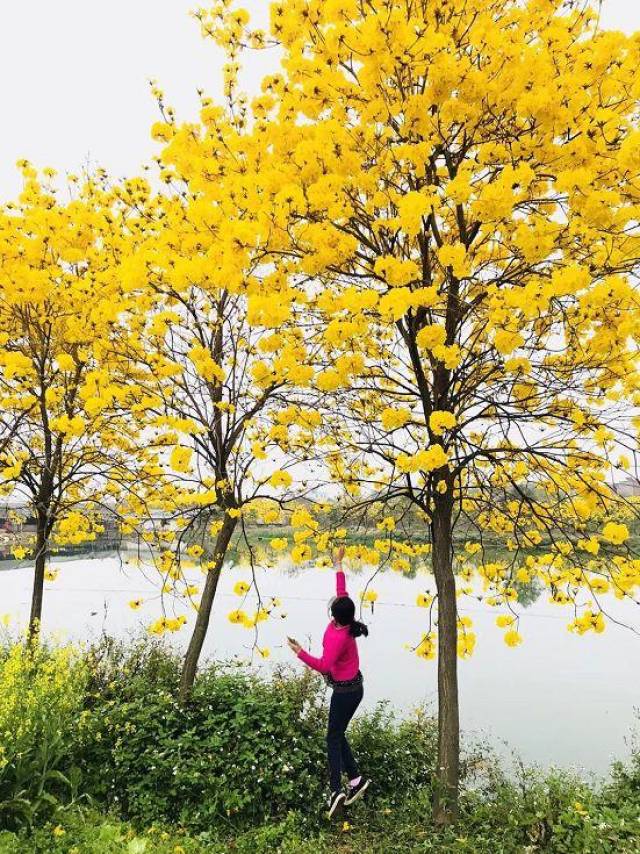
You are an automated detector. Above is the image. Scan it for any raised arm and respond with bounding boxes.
[333,545,348,597]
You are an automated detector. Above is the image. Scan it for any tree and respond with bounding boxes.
[0,166,145,638]
[114,111,326,700]
[200,0,640,822]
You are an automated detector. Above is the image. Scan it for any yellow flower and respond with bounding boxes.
[396,445,449,473]
[228,609,248,625]
[457,631,476,659]
[416,324,446,351]
[602,522,629,545]
[416,593,432,608]
[494,330,524,355]
[429,410,457,436]
[149,617,168,636]
[503,629,523,648]
[55,353,75,371]
[391,557,410,573]
[52,825,66,837]
[380,407,411,430]
[169,446,193,473]
[416,632,436,660]
[291,543,312,563]
[269,469,292,488]
[315,369,342,391]
[129,599,143,610]
[270,537,288,550]
[233,580,251,596]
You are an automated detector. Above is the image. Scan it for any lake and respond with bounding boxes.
[1,553,639,777]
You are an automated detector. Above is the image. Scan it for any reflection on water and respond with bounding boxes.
[1,554,639,776]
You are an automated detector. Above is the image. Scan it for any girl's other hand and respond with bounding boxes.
[287,637,302,654]
[332,545,345,569]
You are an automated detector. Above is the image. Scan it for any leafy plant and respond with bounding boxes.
[0,640,87,829]
[72,639,438,832]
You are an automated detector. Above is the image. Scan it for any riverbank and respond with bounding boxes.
[1,637,639,853]
[2,554,639,775]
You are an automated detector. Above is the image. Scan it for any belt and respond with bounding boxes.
[326,671,363,693]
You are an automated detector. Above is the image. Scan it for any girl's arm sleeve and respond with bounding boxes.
[297,631,344,675]
[336,570,347,597]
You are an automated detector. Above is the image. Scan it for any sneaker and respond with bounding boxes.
[327,790,346,817]
[344,777,370,806]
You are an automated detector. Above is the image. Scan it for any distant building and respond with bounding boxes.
[613,477,640,498]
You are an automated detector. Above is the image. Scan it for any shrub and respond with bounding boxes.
[0,807,208,854]
[72,638,438,832]
[458,765,640,853]
[0,639,87,829]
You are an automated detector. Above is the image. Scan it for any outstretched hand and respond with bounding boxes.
[332,545,345,569]
[287,637,301,655]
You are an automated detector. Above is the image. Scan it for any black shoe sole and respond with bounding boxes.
[344,779,370,806]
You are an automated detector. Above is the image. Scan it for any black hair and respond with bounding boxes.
[331,596,369,638]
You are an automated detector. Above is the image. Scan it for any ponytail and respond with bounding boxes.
[350,620,369,638]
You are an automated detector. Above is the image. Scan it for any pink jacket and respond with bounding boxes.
[297,571,360,681]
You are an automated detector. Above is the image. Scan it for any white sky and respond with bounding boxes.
[1,0,639,201]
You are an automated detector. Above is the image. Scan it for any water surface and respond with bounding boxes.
[1,554,639,776]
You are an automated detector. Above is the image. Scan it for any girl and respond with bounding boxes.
[287,546,371,816]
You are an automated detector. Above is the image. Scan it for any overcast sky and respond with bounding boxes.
[1,0,638,200]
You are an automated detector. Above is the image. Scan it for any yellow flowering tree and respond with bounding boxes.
[116,105,324,700]
[0,167,145,638]
[199,0,640,822]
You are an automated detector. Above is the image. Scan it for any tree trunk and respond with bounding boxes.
[28,510,49,642]
[431,495,460,826]
[179,514,237,702]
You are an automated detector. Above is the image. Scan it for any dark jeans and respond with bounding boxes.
[327,686,363,792]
